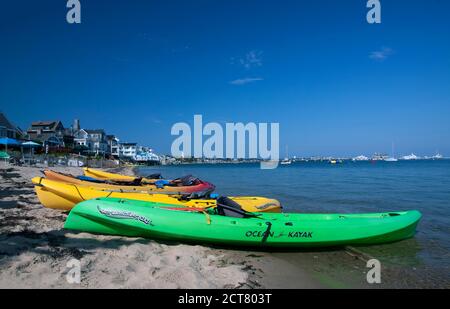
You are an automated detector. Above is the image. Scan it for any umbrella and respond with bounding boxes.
[0,138,20,164]
[21,141,41,148]
[0,137,20,146]
[21,141,41,165]
[0,137,20,152]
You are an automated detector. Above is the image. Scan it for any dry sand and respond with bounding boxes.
[0,165,326,289]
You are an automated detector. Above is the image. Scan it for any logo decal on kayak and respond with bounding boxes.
[288,231,313,238]
[245,231,313,238]
[255,203,279,210]
[97,206,153,225]
[246,231,275,238]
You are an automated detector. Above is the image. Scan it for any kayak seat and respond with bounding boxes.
[146,173,163,180]
[169,175,201,187]
[216,197,257,218]
[104,177,143,186]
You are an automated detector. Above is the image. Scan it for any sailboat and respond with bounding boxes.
[280,145,292,165]
[385,142,398,162]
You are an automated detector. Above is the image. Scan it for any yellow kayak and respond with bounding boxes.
[44,170,215,195]
[32,177,282,213]
[83,168,159,183]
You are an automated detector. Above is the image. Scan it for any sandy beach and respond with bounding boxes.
[1,165,423,289]
[0,165,325,288]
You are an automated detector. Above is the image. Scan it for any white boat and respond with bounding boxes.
[329,159,343,164]
[372,153,389,161]
[384,157,398,162]
[352,155,369,161]
[401,153,420,160]
[432,153,443,160]
[280,145,292,165]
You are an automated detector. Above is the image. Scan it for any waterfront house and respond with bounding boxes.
[0,112,23,139]
[106,135,120,157]
[74,129,109,155]
[119,142,159,163]
[119,142,137,159]
[27,120,73,148]
[134,146,160,164]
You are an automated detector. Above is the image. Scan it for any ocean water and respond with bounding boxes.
[138,160,450,285]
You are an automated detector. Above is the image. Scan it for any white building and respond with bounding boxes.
[107,135,120,157]
[119,143,160,163]
[134,146,160,163]
[74,129,109,155]
[119,142,138,158]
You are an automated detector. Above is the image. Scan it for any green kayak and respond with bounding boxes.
[64,198,421,248]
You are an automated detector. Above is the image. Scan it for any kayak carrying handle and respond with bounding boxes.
[35,177,44,186]
[105,191,113,199]
[202,211,211,225]
[71,184,85,201]
[261,222,272,243]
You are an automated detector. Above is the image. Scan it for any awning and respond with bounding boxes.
[0,137,20,146]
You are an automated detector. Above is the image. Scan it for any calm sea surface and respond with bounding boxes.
[138,160,450,285]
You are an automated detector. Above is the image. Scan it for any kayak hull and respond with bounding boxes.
[64,198,421,248]
[32,177,282,213]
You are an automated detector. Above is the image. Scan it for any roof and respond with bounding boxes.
[0,112,18,130]
[29,120,63,131]
[85,129,105,134]
[31,121,59,126]
[106,135,119,141]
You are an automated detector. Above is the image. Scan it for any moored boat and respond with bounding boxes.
[401,153,420,160]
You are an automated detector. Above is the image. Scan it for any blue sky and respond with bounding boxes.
[1,0,449,156]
